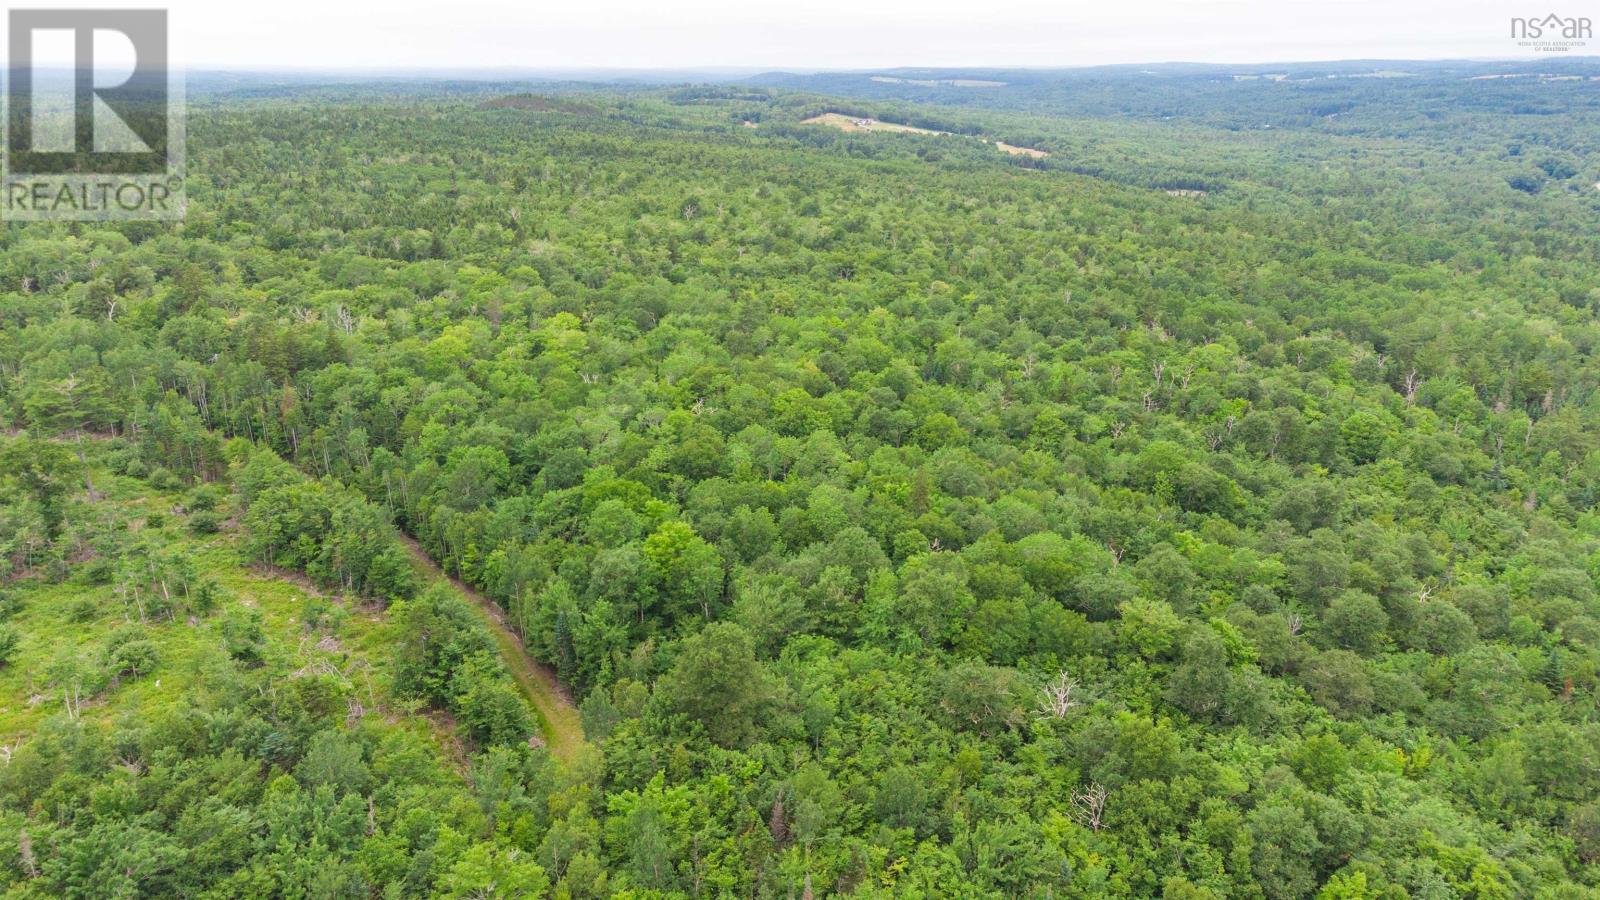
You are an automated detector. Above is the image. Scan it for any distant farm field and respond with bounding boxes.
[803,112,1050,158]
[800,112,948,135]
[995,140,1049,158]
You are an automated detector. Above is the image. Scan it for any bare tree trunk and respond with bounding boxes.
[77,437,98,502]
[19,829,37,878]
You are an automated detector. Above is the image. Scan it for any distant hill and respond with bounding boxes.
[740,59,1600,130]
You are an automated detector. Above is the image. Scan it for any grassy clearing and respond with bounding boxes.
[995,140,1049,158]
[0,470,450,762]
[803,112,1051,158]
[801,112,948,135]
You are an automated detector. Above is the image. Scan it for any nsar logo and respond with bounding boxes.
[1510,12,1593,51]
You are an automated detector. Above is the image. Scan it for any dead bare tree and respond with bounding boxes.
[1071,783,1108,831]
[346,698,366,729]
[1039,671,1081,719]
[61,681,84,720]
[19,830,36,879]
[768,794,790,849]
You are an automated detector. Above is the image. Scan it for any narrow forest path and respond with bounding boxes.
[397,535,586,760]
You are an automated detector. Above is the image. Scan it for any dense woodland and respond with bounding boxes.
[2,64,1600,897]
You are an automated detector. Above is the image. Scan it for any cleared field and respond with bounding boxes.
[0,470,458,762]
[996,141,1049,158]
[803,112,1051,159]
[801,112,948,135]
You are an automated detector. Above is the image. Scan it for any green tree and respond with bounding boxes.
[439,843,550,898]
[642,521,723,622]
[0,438,81,542]
[654,622,775,748]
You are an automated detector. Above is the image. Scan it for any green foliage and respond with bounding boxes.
[0,437,80,544]
[439,842,549,898]
[220,606,267,665]
[391,582,534,747]
[187,509,221,535]
[653,622,775,747]
[296,730,371,795]
[0,626,18,667]
[3,62,1600,896]
[0,472,527,898]
[240,449,415,602]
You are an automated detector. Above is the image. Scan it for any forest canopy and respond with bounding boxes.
[2,64,1600,897]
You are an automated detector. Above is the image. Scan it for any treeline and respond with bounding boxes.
[235,446,416,602]
[233,445,536,747]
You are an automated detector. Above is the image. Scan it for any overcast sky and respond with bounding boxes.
[22,0,1598,70]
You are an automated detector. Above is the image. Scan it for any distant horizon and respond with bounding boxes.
[175,55,1600,80]
[16,0,1588,72]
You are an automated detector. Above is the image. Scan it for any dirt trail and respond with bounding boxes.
[398,535,586,760]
